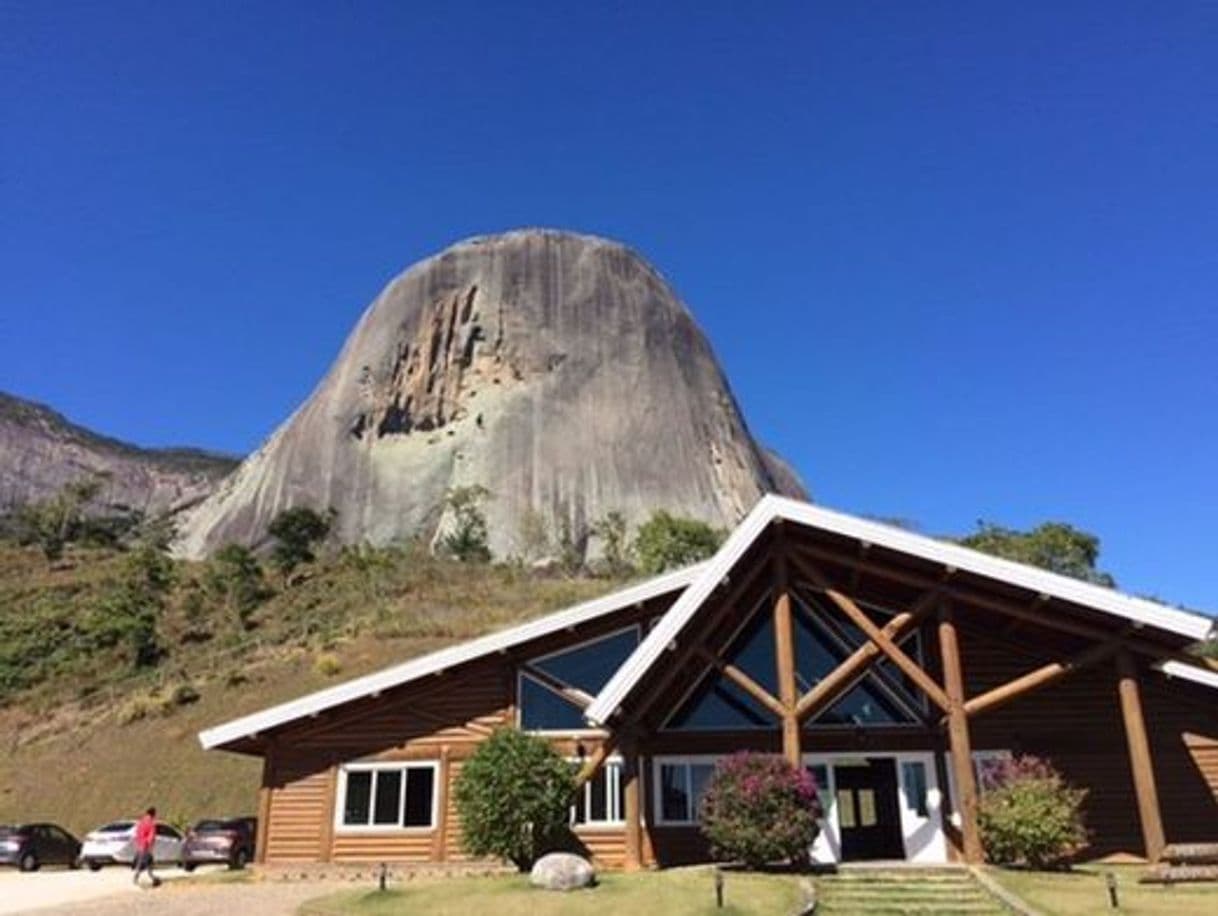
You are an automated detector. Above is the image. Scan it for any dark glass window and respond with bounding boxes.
[902,761,929,817]
[722,608,779,695]
[342,771,372,825]
[403,767,434,827]
[818,681,910,724]
[373,770,402,825]
[660,764,689,822]
[794,606,847,693]
[571,762,623,825]
[532,628,640,694]
[519,674,589,731]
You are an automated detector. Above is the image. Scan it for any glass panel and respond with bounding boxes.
[403,767,434,827]
[661,764,689,822]
[794,607,847,693]
[806,764,832,816]
[902,761,929,817]
[343,771,372,826]
[817,680,913,725]
[723,608,779,695]
[610,763,623,821]
[373,770,403,825]
[858,789,877,826]
[533,628,640,694]
[666,671,777,730]
[837,789,856,827]
[589,768,608,822]
[519,675,588,731]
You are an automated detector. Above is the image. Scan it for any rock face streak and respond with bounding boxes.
[176,230,804,559]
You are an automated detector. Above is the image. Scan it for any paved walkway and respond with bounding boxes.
[0,865,206,914]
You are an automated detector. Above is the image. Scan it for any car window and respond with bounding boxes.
[98,822,134,833]
[194,820,226,832]
[155,824,180,838]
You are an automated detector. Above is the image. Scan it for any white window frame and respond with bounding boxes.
[652,755,721,826]
[568,756,625,828]
[334,760,440,833]
[517,624,641,737]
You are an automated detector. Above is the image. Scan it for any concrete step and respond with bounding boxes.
[818,905,1005,915]
[822,888,993,901]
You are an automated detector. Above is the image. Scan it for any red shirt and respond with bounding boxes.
[134,815,156,852]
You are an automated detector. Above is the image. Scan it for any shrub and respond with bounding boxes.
[440,486,492,563]
[633,510,724,575]
[978,754,1088,868]
[700,752,822,869]
[268,507,333,583]
[453,728,575,871]
[203,543,269,629]
[313,652,342,677]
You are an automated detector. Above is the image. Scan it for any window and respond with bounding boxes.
[901,761,929,817]
[805,762,832,818]
[338,763,437,830]
[655,758,716,824]
[519,627,640,732]
[571,760,624,826]
[663,593,780,732]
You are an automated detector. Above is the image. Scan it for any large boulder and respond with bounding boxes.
[529,851,595,891]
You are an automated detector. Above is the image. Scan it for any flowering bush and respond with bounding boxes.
[700,752,822,868]
[978,754,1088,868]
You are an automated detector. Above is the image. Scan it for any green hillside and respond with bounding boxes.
[0,541,616,835]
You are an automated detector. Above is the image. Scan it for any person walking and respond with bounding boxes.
[132,807,162,888]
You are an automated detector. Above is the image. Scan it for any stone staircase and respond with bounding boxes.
[814,867,1011,914]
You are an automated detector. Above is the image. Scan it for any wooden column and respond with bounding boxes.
[318,762,338,863]
[938,603,983,863]
[431,747,451,862]
[254,741,275,865]
[772,546,801,767]
[622,735,643,871]
[1116,650,1166,861]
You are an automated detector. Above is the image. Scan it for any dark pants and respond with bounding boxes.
[133,849,159,885]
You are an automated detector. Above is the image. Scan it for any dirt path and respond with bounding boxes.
[45,879,343,916]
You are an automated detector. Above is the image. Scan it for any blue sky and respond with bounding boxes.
[3,2,1216,612]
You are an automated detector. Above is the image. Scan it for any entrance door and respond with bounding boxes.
[835,758,904,861]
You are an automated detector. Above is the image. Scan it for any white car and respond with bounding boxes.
[79,820,184,870]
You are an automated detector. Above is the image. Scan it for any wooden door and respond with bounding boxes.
[835,758,904,861]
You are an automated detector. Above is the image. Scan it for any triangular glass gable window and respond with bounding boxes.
[664,598,780,731]
[793,604,918,726]
[519,626,640,731]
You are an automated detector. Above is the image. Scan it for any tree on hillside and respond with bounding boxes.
[955,520,1116,587]
[591,510,632,576]
[91,544,175,668]
[440,485,492,563]
[633,510,725,575]
[268,507,332,584]
[17,476,103,561]
[203,543,268,629]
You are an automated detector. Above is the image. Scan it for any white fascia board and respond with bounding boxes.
[585,494,1216,726]
[197,563,704,751]
[1156,660,1218,691]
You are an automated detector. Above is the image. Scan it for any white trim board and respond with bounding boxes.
[586,495,1216,726]
[1156,660,1218,691]
[198,563,703,750]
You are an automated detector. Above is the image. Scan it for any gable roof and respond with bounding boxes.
[585,495,1216,725]
[198,562,704,751]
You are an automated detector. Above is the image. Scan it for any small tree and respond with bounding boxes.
[90,544,175,668]
[267,507,332,584]
[203,543,268,629]
[17,476,103,561]
[633,510,725,575]
[440,485,492,563]
[453,728,575,871]
[591,510,633,577]
[978,755,1088,868]
[700,752,822,869]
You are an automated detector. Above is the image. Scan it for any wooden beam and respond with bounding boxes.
[961,637,1124,720]
[432,747,451,862]
[939,602,984,864]
[520,663,595,709]
[318,763,338,863]
[793,589,940,722]
[773,548,801,767]
[693,646,787,719]
[575,733,619,787]
[790,541,1218,674]
[621,734,642,872]
[1117,650,1167,861]
[254,741,275,865]
[790,553,953,713]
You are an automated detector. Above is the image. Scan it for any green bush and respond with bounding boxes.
[633,510,724,574]
[268,507,333,582]
[700,752,822,869]
[440,486,492,563]
[453,728,575,871]
[978,755,1088,868]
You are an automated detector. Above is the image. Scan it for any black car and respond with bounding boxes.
[181,817,256,870]
[0,823,82,872]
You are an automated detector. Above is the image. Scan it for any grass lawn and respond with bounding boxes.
[986,863,1218,915]
[297,868,803,916]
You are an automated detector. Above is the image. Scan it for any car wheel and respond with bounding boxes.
[182,862,196,872]
[86,860,103,872]
[230,848,248,870]
[18,852,39,873]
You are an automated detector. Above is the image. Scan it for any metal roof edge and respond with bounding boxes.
[197,562,705,751]
[1156,660,1218,691]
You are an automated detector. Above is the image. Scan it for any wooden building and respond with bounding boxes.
[199,496,1218,869]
